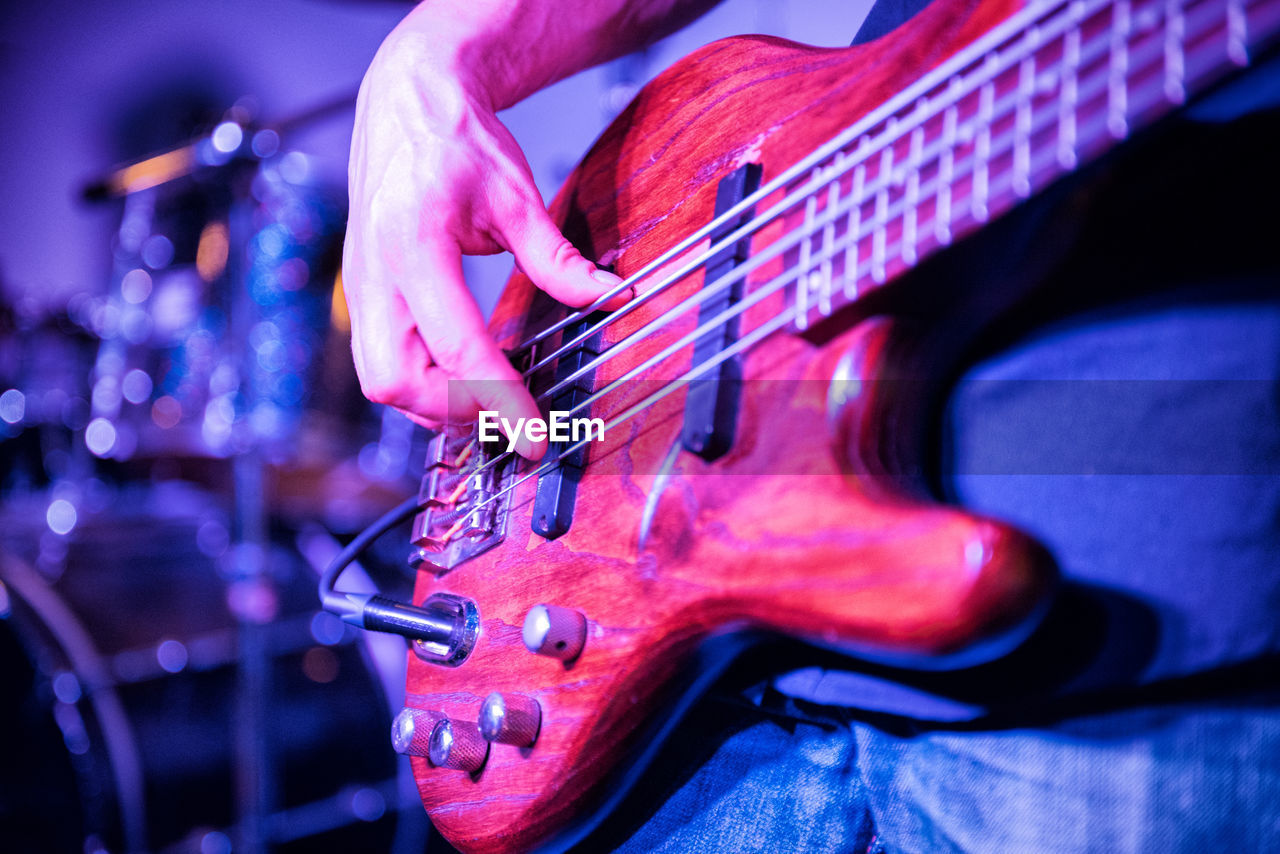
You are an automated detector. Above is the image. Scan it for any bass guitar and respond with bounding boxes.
[330,0,1280,849]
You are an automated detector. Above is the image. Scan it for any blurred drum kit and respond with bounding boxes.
[0,99,431,853]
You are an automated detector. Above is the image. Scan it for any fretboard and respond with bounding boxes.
[772,0,1280,328]
[506,0,1280,467]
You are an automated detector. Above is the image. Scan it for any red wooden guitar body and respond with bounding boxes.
[407,0,1054,849]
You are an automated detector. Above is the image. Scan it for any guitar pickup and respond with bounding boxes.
[531,313,606,540]
[409,432,513,576]
[682,163,762,460]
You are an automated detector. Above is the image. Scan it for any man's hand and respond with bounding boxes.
[343,0,718,458]
[344,30,628,460]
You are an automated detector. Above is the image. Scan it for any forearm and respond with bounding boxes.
[382,0,722,110]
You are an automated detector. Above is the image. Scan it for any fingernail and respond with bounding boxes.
[515,434,546,461]
[591,269,624,287]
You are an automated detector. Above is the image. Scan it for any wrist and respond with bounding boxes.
[383,2,548,112]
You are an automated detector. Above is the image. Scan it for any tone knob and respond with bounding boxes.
[390,707,445,757]
[479,693,542,747]
[522,604,587,661]
[428,719,489,773]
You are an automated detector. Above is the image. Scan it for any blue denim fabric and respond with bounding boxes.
[856,695,1280,853]
[611,691,1280,853]
[614,712,877,853]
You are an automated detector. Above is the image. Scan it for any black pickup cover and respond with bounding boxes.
[681,163,763,460]
[530,313,606,540]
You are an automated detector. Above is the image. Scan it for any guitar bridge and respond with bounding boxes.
[409,432,513,576]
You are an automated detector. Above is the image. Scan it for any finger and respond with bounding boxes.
[352,303,530,455]
[392,406,443,433]
[343,233,451,420]
[350,303,453,422]
[498,186,632,312]
[400,236,548,460]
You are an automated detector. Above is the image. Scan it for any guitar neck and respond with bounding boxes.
[776,0,1280,329]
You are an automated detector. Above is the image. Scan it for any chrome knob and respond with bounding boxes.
[391,707,445,757]
[522,604,587,662]
[479,693,542,747]
[428,719,489,773]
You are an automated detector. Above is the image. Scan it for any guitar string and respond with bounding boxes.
[512,0,1106,375]
[518,0,1242,378]
[526,12,1139,409]
[447,1,1204,495]
[525,0,1239,406]
[467,138,1070,518]
[508,0,1118,362]
[449,25,1232,521]
[446,1,1235,517]
[512,0,1193,375]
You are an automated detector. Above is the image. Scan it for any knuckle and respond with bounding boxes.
[358,376,405,407]
[428,335,468,373]
[355,358,412,408]
[549,236,581,271]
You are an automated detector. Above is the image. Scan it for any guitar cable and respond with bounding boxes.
[317,494,456,644]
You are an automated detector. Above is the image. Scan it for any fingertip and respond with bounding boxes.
[590,268,624,289]
[596,276,635,312]
[394,407,440,431]
[584,268,626,308]
[510,213,631,309]
[514,433,548,462]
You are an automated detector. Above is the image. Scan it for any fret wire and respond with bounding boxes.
[938,94,959,246]
[904,120,925,265]
[465,0,1251,493]
[796,165,821,330]
[528,4,1195,409]
[510,0,1123,359]
[872,134,894,283]
[820,153,842,316]
[974,76,995,222]
[1109,0,1133,138]
[1165,0,1188,101]
[1228,0,1250,63]
[1060,12,1082,169]
[1015,44,1037,197]
[846,152,867,300]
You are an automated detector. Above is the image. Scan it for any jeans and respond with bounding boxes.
[610,685,1280,853]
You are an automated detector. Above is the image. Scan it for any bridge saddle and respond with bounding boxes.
[409,432,513,576]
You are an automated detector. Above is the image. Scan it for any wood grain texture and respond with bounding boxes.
[407,0,1053,850]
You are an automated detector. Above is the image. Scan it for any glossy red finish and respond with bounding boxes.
[406,0,1054,850]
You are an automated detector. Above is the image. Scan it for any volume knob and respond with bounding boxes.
[428,719,489,773]
[390,707,445,757]
[522,604,587,661]
[479,693,542,747]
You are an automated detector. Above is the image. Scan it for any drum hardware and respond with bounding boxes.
[0,89,427,854]
[0,75,445,851]
[0,498,427,854]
